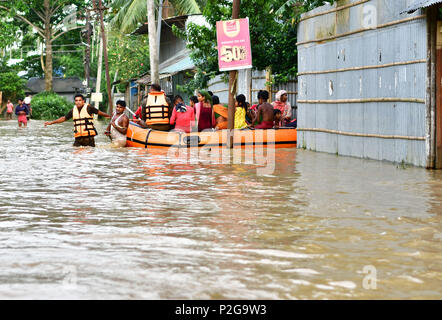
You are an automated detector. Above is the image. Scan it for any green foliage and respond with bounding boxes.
[0,15,18,48]
[58,54,84,78]
[110,0,201,34]
[276,0,335,15]
[107,32,150,82]
[0,72,25,104]
[177,0,336,92]
[1,0,89,90]
[0,59,26,103]
[30,91,73,120]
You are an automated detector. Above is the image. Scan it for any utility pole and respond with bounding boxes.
[227,0,241,148]
[95,35,103,112]
[157,0,163,60]
[148,0,159,84]
[84,9,92,98]
[92,0,113,114]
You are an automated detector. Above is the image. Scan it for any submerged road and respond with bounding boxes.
[0,119,441,299]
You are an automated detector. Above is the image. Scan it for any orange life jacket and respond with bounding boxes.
[73,105,97,138]
[142,92,170,125]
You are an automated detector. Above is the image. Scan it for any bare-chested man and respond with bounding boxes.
[252,90,274,129]
[105,100,129,147]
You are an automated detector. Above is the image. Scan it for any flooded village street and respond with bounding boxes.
[0,120,441,299]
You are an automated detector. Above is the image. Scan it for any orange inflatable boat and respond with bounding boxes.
[126,122,297,148]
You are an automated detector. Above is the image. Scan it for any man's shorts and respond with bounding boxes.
[73,136,95,147]
[18,115,28,124]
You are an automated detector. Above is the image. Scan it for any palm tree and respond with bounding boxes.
[110,0,202,34]
[110,0,202,84]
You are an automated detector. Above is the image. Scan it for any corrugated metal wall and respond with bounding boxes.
[297,0,428,167]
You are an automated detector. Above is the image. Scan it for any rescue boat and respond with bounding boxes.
[126,122,297,148]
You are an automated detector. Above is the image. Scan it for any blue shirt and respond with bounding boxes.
[15,104,29,115]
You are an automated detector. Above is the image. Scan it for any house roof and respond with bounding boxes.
[136,73,151,85]
[160,55,194,74]
[402,0,442,13]
[25,77,95,93]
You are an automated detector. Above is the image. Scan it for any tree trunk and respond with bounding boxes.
[97,0,113,114]
[44,0,53,92]
[45,35,53,92]
[148,0,159,84]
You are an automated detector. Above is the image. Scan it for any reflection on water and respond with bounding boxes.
[0,120,441,299]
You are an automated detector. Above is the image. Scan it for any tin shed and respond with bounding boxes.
[296,0,442,168]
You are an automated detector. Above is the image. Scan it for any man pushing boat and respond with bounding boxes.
[44,94,111,147]
[104,100,129,147]
[133,84,172,131]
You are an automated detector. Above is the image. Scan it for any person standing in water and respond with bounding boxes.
[104,100,129,147]
[6,100,14,120]
[15,98,29,128]
[44,94,111,147]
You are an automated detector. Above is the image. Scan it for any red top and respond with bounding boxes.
[198,105,214,131]
[170,105,195,133]
[134,106,142,119]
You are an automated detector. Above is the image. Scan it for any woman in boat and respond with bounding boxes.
[169,95,195,133]
[212,95,228,130]
[234,94,248,129]
[196,90,215,132]
[272,90,292,126]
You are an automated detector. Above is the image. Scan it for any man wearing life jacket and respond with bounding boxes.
[134,84,172,131]
[44,94,111,147]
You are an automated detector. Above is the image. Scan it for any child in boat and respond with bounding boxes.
[273,109,282,128]
[169,95,195,133]
[252,90,274,129]
[234,94,248,129]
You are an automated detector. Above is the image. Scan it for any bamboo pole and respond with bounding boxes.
[297,15,426,46]
[0,91,3,117]
[266,66,272,103]
[297,128,426,141]
[297,98,426,104]
[297,59,427,76]
[299,0,370,22]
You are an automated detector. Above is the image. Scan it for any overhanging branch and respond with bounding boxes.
[51,25,83,43]
[0,5,45,38]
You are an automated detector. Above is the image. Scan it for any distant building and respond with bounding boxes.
[296,0,442,168]
[25,77,96,102]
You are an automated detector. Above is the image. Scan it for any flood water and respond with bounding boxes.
[0,119,441,299]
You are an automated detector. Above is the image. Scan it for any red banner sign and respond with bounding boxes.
[216,18,253,72]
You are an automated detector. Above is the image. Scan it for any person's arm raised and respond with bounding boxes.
[97,110,111,118]
[44,116,67,127]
